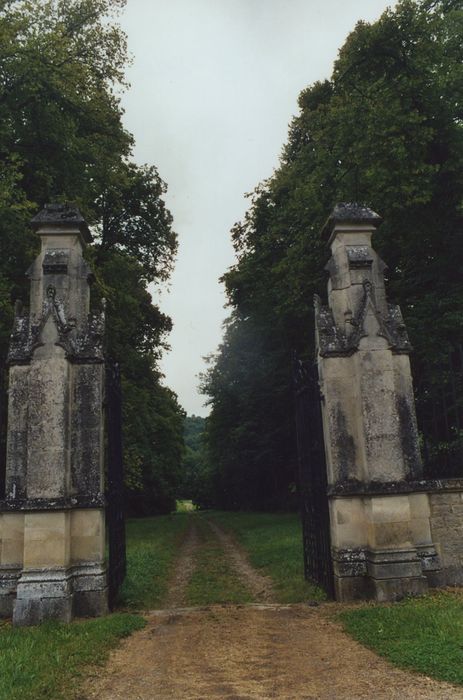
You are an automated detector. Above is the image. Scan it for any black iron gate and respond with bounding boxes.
[414,345,463,479]
[293,357,334,598]
[105,362,126,608]
[0,362,6,500]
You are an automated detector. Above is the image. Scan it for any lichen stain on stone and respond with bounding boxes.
[332,403,356,481]
[71,365,102,495]
[396,394,423,478]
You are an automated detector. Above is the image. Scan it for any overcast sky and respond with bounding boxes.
[119,0,395,416]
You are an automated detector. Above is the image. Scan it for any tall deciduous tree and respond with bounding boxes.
[0,0,183,513]
[203,0,463,510]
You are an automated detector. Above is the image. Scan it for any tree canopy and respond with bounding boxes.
[202,0,463,510]
[0,0,184,513]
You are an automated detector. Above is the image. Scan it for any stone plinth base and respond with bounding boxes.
[332,546,429,602]
[0,506,108,624]
[72,563,108,617]
[13,569,73,626]
[0,567,20,616]
[14,595,73,626]
[10,564,108,625]
[334,571,372,602]
[366,548,423,580]
[367,548,428,601]
[329,480,463,601]
[372,574,428,602]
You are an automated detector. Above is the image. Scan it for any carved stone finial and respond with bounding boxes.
[30,202,91,242]
[314,278,411,357]
[321,202,382,242]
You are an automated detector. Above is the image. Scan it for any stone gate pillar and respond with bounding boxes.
[315,203,440,601]
[0,203,108,625]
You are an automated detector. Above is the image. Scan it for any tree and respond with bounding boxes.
[95,161,177,283]
[0,0,133,361]
[0,0,184,513]
[178,415,214,508]
[201,315,297,510]
[203,0,463,509]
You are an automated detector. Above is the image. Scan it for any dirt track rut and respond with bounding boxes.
[207,518,275,603]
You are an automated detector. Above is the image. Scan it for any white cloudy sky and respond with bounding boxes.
[119,0,395,416]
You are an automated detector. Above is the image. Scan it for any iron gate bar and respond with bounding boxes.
[0,362,6,500]
[105,361,126,609]
[293,356,334,598]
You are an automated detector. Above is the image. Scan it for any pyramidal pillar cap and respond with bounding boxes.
[321,202,382,246]
[30,203,92,244]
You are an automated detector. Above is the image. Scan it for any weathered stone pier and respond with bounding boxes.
[315,204,463,600]
[0,204,108,625]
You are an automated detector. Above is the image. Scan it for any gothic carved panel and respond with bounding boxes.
[315,279,412,357]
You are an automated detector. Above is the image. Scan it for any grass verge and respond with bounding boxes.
[340,590,463,685]
[186,515,253,605]
[0,613,145,700]
[206,511,325,603]
[118,512,189,609]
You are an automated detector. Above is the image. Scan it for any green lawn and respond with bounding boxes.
[0,613,144,700]
[341,590,463,686]
[176,499,196,512]
[118,512,190,609]
[206,511,325,603]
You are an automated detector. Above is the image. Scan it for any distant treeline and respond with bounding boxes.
[0,0,184,515]
[198,0,463,511]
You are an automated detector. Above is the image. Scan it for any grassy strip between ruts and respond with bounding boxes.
[186,514,253,605]
[118,512,190,609]
[340,590,463,686]
[0,613,145,700]
[205,511,325,603]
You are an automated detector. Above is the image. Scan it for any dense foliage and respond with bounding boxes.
[0,0,184,513]
[179,415,214,508]
[202,0,463,510]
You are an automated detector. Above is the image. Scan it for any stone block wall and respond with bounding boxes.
[429,490,463,586]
